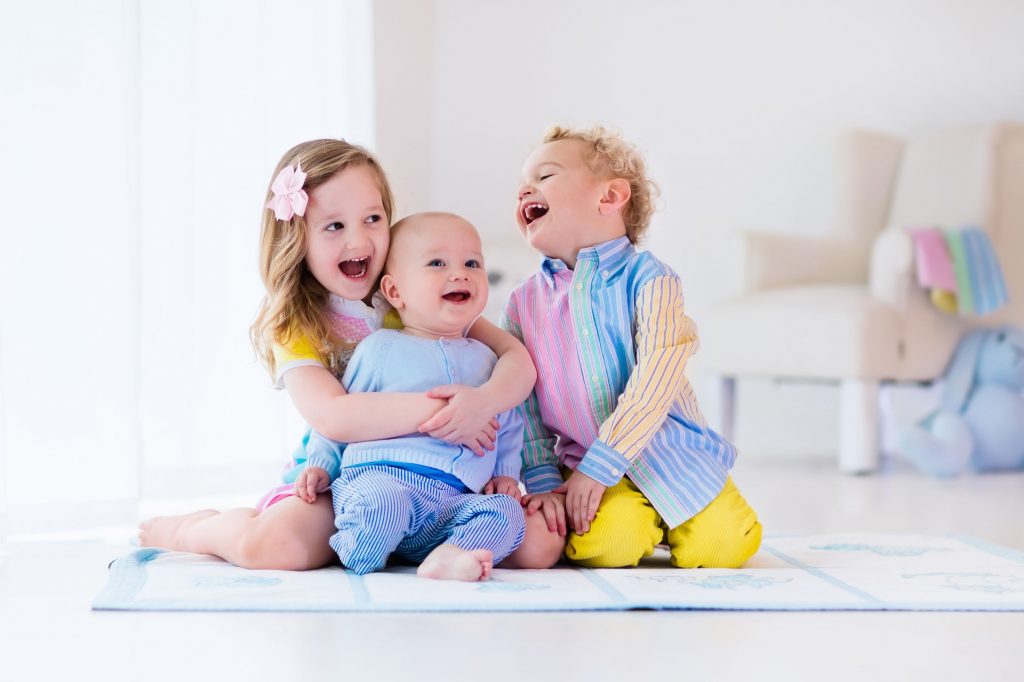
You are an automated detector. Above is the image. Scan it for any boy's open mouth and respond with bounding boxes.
[522,202,549,225]
[442,290,471,303]
[339,256,369,279]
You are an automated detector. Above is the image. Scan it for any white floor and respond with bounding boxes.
[3,457,1023,682]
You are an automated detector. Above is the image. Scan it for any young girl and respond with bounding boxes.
[140,139,564,571]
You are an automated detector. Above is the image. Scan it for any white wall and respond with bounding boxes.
[374,0,1024,459]
[0,0,376,535]
[0,1,143,531]
[136,0,376,496]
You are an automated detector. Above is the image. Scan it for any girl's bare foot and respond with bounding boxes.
[138,509,218,552]
[417,544,493,581]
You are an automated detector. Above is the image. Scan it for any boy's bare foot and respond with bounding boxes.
[417,544,493,581]
[138,509,218,552]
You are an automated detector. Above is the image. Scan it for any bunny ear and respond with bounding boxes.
[941,330,987,413]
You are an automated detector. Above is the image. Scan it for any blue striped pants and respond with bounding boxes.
[329,465,526,575]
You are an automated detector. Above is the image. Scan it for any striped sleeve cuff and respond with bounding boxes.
[523,464,563,494]
[576,440,630,487]
[521,438,557,469]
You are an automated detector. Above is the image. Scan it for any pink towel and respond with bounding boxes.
[910,227,957,291]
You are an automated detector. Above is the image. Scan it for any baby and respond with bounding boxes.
[298,212,526,581]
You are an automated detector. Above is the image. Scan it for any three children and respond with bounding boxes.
[142,125,762,578]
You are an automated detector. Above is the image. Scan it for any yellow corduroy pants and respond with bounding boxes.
[564,475,762,568]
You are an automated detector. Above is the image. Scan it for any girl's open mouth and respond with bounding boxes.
[339,256,369,279]
[442,290,471,303]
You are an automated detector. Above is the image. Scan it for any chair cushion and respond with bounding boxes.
[699,285,903,380]
[888,125,997,236]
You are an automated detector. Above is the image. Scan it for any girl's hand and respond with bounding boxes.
[419,384,500,456]
[521,491,567,537]
[294,466,331,504]
[552,471,607,535]
[483,476,522,501]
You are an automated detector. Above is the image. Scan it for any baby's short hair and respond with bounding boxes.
[543,125,659,244]
[386,211,469,273]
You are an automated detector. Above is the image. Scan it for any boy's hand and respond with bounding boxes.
[419,384,500,456]
[553,471,607,535]
[483,476,522,501]
[521,491,567,537]
[294,466,330,504]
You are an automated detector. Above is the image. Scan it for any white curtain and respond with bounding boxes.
[0,0,375,538]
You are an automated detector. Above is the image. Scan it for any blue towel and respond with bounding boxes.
[958,227,1009,315]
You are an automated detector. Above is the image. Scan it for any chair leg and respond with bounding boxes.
[705,375,737,442]
[839,379,880,474]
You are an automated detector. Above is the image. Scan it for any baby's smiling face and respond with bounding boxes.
[380,213,488,339]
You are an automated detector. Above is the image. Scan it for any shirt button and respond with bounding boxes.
[581,328,589,336]
[610,467,620,476]
[602,270,610,277]
[591,375,599,382]
[576,283,583,290]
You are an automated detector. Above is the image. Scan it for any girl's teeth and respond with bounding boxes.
[339,258,368,277]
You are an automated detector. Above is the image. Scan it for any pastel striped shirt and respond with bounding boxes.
[501,236,735,528]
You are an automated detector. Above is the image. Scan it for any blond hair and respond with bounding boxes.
[543,125,659,243]
[250,139,395,380]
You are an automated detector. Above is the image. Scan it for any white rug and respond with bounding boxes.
[93,533,1024,612]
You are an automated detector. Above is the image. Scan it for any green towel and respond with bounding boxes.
[943,230,974,314]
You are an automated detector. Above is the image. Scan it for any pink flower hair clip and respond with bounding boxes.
[266,163,308,221]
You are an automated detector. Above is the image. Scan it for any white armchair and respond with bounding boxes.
[700,123,1024,473]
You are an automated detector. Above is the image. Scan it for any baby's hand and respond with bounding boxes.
[483,476,522,501]
[419,384,499,456]
[294,466,330,504]
[521,491,567,537]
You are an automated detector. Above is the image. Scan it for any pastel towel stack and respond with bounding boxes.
[910,227,1009,315]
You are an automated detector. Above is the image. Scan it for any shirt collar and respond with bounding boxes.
[540,236,635,286]
[328,291,390,322]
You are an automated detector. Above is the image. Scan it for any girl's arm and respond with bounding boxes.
[419,317,537,441]
[283,364,464,444]
[470,316,538,410]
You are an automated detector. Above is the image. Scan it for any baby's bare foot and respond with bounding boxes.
[138,509,218,551]
[417,545,494,582]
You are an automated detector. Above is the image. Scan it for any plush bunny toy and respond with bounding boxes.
[898,325,1024,477]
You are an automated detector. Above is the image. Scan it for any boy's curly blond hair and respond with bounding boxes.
[543,125,659,244]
